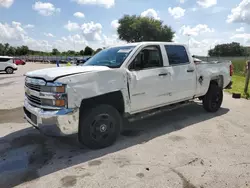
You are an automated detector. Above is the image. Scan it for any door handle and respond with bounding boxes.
[187,69,195,73]
[158,73,169,76]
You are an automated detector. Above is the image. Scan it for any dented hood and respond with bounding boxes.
[25,66,111,81]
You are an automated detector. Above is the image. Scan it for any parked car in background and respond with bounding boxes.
[0,56,18,74]
[14,58,26,65]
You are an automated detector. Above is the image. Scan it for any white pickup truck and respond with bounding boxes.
[23,42,233,149]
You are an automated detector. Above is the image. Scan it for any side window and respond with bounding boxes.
[0,58,10,62]
[165,45,189,66]
[129,45,163,70]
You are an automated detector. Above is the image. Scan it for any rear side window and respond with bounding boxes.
[164,45,189,65]
[0,58,11,62]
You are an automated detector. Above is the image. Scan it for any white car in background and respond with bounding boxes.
[0,56,18,74]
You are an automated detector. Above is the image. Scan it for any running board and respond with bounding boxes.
[126,100,194,122]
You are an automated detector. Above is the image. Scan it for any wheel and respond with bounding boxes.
[78,104,122,149]
[202,84,223,112]
[5,67,14,74]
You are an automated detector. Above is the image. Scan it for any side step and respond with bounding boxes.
[126,100,194,122]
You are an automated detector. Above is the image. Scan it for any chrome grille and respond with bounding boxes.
[25,83,41,92]
[25,94,41,106]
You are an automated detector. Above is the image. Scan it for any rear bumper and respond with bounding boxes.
[225,81,233,89]
[23,99,79,136]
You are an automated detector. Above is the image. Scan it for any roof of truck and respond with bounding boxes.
[110,41,187,48]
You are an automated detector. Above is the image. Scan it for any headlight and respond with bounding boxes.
[51,85,66,93]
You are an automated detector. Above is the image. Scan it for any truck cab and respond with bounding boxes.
[23,42,232,149]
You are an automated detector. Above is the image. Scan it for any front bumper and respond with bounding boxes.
[23,99,79,136]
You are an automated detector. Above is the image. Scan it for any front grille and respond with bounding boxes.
[25,94,41,106]
[25,83,41,92]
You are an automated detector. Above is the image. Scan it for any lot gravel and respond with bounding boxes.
[0,63,250,188]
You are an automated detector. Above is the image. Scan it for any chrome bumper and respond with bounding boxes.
[23,98,79,136]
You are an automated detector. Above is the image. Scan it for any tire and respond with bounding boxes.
[78,104,122,149]
[202,84,223,112]
[5,67,14,74]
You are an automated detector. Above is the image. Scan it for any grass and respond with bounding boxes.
[225,75,250,99]
[232,59,247,76]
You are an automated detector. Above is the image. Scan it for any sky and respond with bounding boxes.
[0,0,249,56]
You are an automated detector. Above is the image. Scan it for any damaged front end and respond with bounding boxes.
[23,77,79,136]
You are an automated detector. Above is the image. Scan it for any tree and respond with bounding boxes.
[84,46,94,56]
[52,48,60,55]
[19,45,29,55]
[79,50,84,56]
[94,48,103,55]
[117,15,175,43]
[208,42,246,57]
[0,43,5,55]
[4,43,10,55]
[7,46,16,56]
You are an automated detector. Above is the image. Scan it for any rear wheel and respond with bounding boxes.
[78,104,122,149]
[203,84,223,112]
[5,67,14,74]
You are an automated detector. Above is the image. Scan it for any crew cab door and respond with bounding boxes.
[164,45,197,101]
[127,45,171,113]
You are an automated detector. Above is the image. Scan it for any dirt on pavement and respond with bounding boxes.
[0,63,250,188]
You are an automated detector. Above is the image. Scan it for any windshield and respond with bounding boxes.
[83,46,135,68]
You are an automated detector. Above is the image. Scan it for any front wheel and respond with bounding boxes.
[78,104,122,149]
[5,67,14,74]
[202,84,223,112]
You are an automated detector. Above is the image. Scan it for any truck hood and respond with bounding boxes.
[25,66,111,81]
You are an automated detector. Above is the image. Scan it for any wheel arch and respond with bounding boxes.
[210,75,224,89]
[79,90,125,116]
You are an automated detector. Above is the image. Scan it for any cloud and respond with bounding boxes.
[197,0,217,8]
[32,1,61,16]
[73,0,115,8]
[74,12,85,18]
[179,0,185,3]
[64,21,80,32]
[141,9,160,20]
[0,0,14,8]
[168,7,185,19]
[24,24,35,29]
[102,34,126,47]
[236,27,245,32]
[188,37,221,55]
[0,21,26,42]
[44,33,55,37]
[23,36,52,51]
[64,21,103,41]
[227,0,250,24]
[179,24,215,36]
[173,34,179,42]
[111,19,120,29]
[81,21,103,41]
[231,33,250,44]
[54,34,88,51]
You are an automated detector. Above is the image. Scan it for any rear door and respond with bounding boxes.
[164,45,197,102]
